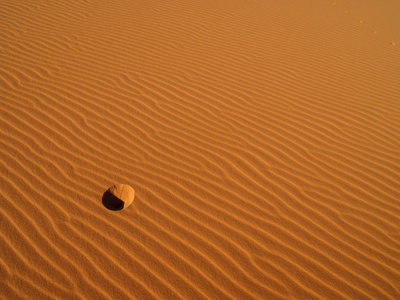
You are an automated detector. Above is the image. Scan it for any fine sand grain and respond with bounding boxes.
[1,0,400,299]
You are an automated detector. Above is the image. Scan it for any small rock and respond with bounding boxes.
[102,184,135,211]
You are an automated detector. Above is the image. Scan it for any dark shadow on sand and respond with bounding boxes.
[102,190,124,211]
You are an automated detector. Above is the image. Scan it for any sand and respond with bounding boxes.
[1,0,400,299]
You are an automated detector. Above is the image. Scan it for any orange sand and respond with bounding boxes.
[1,0,400,299]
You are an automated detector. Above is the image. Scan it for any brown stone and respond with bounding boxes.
[102,184,135,211]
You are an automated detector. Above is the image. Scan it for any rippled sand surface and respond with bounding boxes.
[1,0,400,298]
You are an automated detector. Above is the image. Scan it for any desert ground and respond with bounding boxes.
[1,0,400,299]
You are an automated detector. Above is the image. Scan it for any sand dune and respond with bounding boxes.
[1,0,400,299]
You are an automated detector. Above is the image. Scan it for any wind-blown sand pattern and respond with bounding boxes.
[1,0,400,299]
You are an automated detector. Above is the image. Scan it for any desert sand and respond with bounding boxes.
[1,0,400,299]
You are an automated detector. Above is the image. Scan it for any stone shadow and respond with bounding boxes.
[102,190,124,211]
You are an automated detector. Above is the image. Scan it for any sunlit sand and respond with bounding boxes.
[1,0,399,298]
